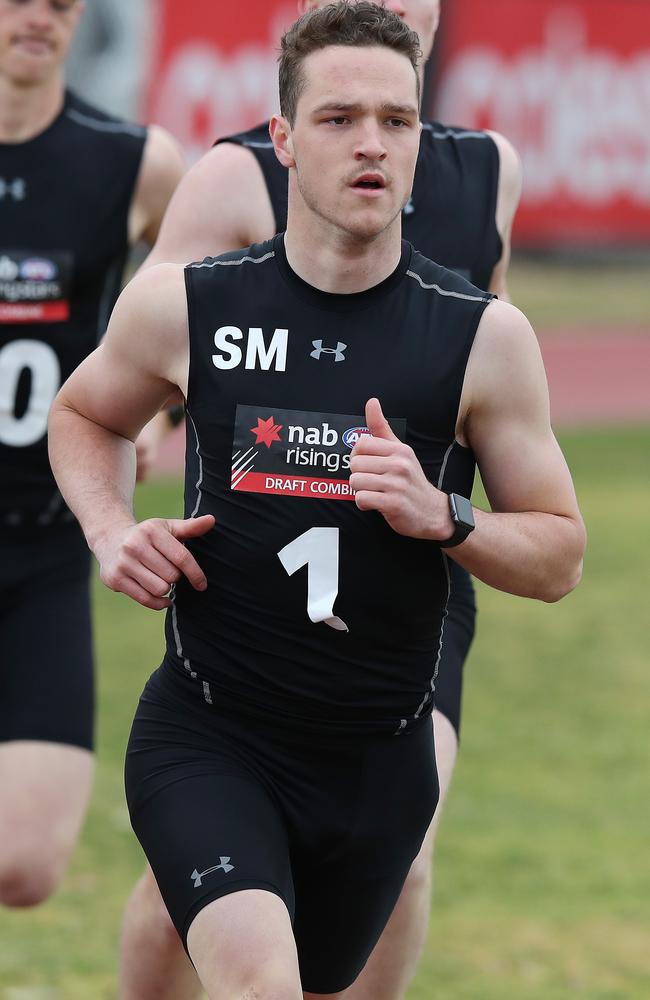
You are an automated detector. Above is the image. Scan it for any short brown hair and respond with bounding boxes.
[279,1,422,125]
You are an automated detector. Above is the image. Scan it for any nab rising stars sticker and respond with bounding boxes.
[231,404,406,501]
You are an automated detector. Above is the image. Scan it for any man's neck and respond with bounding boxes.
[0,74,65,143]
[284,199,403,296]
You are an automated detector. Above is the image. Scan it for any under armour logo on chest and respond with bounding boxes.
[0,177,27,201]
[311,340,347,362]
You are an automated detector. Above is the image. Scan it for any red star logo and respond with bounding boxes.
[250,415,283,448]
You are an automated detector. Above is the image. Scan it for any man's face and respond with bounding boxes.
[300,1,441,62]
[283,44,421,242]
[0,0,84,86]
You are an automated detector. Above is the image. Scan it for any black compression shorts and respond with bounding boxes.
[125,664,438,994]
[433,560,476,739]
[0,524,94,750]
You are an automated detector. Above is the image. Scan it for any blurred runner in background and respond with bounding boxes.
[0,0,184,911]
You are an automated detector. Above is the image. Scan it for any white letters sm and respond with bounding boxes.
[212,326,288,372]
[246,328,288,371]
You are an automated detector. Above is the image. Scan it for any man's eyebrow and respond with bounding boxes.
[380,103,419,115]
[311,102,419,115]
[312,102,363,114]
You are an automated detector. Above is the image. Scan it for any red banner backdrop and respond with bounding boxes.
[145,1,296,163]
[435,0,650,248]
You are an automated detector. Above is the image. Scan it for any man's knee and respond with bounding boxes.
[0,853,65,908]
[400,828,435,902]
[133,867,180,945]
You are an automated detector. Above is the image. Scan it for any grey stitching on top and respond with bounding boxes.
[406,269,490,303]
[171,599,197,680]
[66,108,145,137]
[437,440,456,490]
[186,411,204,518]
[404,440,459,729]
[189,251,275,270]
[423,123,489,141]
[243,140,273,149]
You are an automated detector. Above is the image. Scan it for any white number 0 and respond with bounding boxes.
[0,339,60,447]
[278,527,349,632]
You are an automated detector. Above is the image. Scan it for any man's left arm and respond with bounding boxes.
[128,125,186,246]
[350,301,585,603]
[448,300,585,600]
[486,131,523,302]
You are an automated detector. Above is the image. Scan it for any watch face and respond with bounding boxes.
[452,493,475,529]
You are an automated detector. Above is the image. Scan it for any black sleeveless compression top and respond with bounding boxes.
[165,237,493,736]
[217,120,502,290]
[0,90,146,532]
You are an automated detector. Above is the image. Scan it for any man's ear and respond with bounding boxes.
[269,115,296,169]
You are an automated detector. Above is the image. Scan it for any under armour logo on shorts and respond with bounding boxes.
[311,340,347,362]
[190,857,235,888]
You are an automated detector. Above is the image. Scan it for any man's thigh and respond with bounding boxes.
[0,741,94,893]
[126,669,438,995]
[125,674,297,949]
[187,889,303,999]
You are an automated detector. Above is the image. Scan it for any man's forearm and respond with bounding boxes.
[49,403,138,552]
[448,507,585,603]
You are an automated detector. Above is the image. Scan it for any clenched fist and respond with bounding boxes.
[350,398,454,541]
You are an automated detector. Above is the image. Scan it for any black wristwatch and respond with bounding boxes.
[441,493,475,548]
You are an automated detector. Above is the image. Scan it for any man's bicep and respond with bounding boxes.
[130,126,186,246]
[58,342,177,442]
[58,266,187,438]
[466,306,579,518]
[474,414,579,521]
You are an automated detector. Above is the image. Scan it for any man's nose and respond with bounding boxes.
[354,121,388,161]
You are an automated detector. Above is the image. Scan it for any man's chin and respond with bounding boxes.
[8,60,57,87]
[334,209,399,243]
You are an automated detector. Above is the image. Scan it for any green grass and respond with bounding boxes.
[508,257,650,332]
[1,428,648,999]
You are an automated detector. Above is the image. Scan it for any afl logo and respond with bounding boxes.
[20,258,57,281]
[342,426,370,449]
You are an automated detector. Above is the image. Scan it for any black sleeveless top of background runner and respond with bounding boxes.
[165,237,493,737]
[0,90,147,533]
[217,120,502,291]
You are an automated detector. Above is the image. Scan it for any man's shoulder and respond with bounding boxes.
[406,246,493,303]
[186,238,277,273]
[214,120,273,152]
[419,119,499,173]
[63,89,147,142]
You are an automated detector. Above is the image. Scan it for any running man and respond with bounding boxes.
[0,0,184,908]
[125,1,522,997]
[50,3,584,997]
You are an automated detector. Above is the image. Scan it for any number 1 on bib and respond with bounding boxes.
[278,527,348,632]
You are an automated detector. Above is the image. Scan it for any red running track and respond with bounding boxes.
[153,330,650,476]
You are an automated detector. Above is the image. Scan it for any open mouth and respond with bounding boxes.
[351,175,386,192]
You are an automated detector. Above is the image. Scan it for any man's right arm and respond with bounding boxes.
[48,264,213,609]
[133,141,279,466]
[142,142,277,268]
